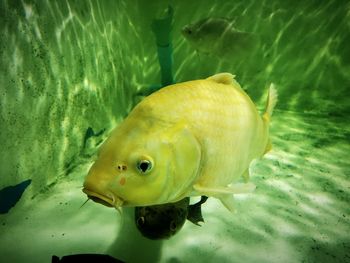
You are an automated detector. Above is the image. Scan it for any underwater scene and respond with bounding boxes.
[0,0,349,262]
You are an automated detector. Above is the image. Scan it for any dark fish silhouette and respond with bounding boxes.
[83,127,105,149]
[52,254,124,263]
[135,196,208,239]
[0,179,31,214]
[187,196,208,225]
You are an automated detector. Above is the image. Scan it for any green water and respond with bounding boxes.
[0,1,349,262]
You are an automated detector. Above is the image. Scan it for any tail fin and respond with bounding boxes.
[263,83,278,122]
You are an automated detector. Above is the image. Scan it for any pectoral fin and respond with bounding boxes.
[219,194,236,213]
[242,169,250,183]
[193,183,256,213]
[193,182,256,195]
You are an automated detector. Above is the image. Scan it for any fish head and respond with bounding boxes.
[182,20,215,53]
[82,120,201,208]
[181,21,211,49]
[181,23,198,42]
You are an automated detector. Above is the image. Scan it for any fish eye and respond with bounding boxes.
[137,216,145,226]
[182,26,193,35]
[170,221,177,231]
[137,159,153,174]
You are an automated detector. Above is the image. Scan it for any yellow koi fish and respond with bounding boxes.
[83,73,277,212]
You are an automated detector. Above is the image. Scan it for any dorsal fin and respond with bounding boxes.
[206,73,236,85]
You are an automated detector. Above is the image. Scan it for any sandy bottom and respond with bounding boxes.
[0,111,349,263]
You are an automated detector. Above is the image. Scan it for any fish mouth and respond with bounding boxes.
[82,188,123,208]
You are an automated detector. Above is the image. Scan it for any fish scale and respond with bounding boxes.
[148,82,257,186]
[146,77,259,193]
[83,73,277,212]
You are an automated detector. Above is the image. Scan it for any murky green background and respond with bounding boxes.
[1,1,349,262]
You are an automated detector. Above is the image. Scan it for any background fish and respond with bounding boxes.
[135,196,208,240]
[83,73,277,212]
[135,198,189,240]
[181,17,259,60]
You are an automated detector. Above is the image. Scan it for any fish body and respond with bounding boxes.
[182,18,258,59]
[135,196,208,240]
[83,73,277,211]
[135,198,189,240]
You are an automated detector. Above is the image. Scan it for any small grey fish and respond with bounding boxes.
[135,196,208,240]
[182,17,258,59]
